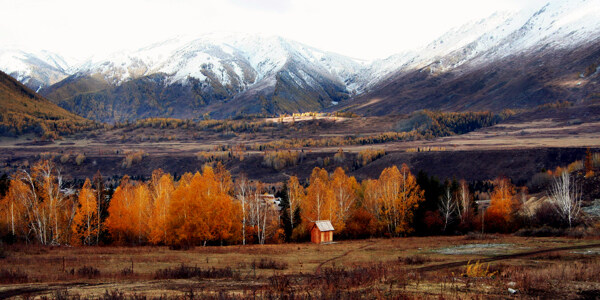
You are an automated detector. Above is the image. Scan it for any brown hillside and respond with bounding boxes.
[0,70,93,139]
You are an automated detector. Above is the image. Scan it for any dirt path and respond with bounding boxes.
[315,241,375,274]
[413,242,600,272]
[0,286,48,299]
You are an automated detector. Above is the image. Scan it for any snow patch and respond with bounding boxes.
[434,243,527,255]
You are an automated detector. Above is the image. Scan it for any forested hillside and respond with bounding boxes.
[0,71,94,139]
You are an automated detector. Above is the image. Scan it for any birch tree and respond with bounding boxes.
[303,168,333,222]
[456,180,472,225]
[378,164,424,236]
[92,171,104,245]
[148,171,175,245]
[287,176,303,234]
[439,187,456,232]
[330,167,358,231]
[235,174,250,245]
[548,171,581,228]
[9,161,70,245]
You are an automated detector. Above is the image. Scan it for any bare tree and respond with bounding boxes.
[439,187,456,232]
[235,174,250,245]
[548,171,582,228]
[12,161,70,245]
[287,176,303,234]
[247,182,273,245]
[456,180,472,225]
[93,170,104,245]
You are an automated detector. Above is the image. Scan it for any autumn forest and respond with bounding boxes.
[1,150,597,247]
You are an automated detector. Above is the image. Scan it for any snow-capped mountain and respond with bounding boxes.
[0,49,74,91]
[39,33,368,122]
[359,0,600,89]
[73,33,366,93]
[2,0,599,121]
[342,0,600,115]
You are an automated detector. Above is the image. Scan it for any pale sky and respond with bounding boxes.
[1,0,529,61]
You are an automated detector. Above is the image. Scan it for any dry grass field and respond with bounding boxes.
[1,110,599,184]
[1,236,599,299]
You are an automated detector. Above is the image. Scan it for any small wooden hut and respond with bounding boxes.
[310,220,334,244]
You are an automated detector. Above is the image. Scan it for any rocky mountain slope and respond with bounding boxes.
[0,49,73,92]
[39,34,366,122]
[340,0,600,115]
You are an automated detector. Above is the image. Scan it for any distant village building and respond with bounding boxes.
[259,193,282,211]
[311,220,334,244]
[475,199,492,213]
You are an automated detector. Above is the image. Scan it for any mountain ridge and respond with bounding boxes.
[1,0,599,122]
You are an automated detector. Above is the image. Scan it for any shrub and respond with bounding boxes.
[196,151,230,162]
[120,267,133,276]
[0,269,28,283]
[310,264,391,290]
[155,264,235,279]
[121,150,146,168]
[593,152,600,168]
[268,274,292,294]
[357,149,385,166]
[262,151,302,170]
[39,152,56,160]
[464,232,499,240]
[342,208,377,239]
[333,148,345,163]
[462,260,497,278]
[252,258,288,270]
[515,226,564,237]
[60,153,70,163]
[398,255,431,265]
[102,289,125,300]
[567,160,583,173]
[75,153,86,166]
[532,202,564,228]
[528,172,553,193]
[77,266,100,278]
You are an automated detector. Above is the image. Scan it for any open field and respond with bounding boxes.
[1,236,600,299]
[0,104,599,185]
[0,114,599,184]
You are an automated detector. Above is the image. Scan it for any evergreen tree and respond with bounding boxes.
[276,182,293,241]
[413,171,443,235]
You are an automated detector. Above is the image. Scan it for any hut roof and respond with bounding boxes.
[313,220,334,232]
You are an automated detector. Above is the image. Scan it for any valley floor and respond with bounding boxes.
[1,112,599,183]
[1,236,599,299]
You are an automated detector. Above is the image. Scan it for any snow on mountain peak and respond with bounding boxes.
[2,0,600,97]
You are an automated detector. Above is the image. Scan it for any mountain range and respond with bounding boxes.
[1,0,599,123]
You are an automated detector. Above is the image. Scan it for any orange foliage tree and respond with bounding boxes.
[105,176,137,244]
[361,179,382,223]
[302,168,336,225]
[377,164,424,236]
[71,179,98,246]
[148,170,175,245]
[132,183,152,244]
[2,179,27,238]
[484,177,517,232]
[167,166,241,246]
[330,167,359,232]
